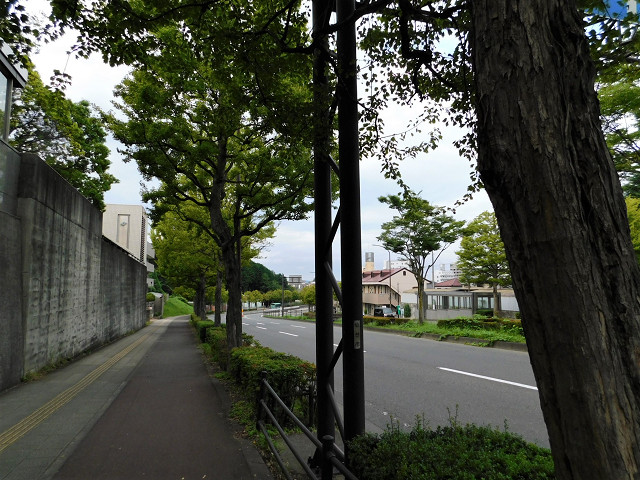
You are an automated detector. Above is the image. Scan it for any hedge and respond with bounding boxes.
[348,421,554,480]
[230,345,316,429]
[362,315,409,326]
[193,322,317,429]
[437,316,524,336]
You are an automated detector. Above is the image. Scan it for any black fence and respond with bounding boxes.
[256,372,358,480]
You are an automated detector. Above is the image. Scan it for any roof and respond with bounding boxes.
[362,268,406,283]
[435,278,462,288]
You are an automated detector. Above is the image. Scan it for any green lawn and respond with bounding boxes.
[163,296,194,317]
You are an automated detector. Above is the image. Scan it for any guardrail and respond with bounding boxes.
[256,371,358,480]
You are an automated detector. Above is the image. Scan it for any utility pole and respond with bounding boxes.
[337,0,365,448]
[312,1,336,478]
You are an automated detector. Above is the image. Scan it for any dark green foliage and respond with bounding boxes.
[348,421,555,480]
[403,304,411,318]
[229,345,316,429]
[437,317,524,337]
[362,316,408,326]
[146,292,156,302]
[476,308,494,318]
[205,326,229,369]
[194,320,214,343]
[241,261,287,293]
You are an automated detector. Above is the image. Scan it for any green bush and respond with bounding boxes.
[476,308,494,318]
[403,304,411,318]
[205,326,229,369]
[194,319,215,342]
[348,420,555,480]
[363,315,409,326]
[146,292,156,302]
[436,317,524,337]
[229,345,316,429]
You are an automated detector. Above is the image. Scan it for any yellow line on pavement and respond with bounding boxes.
[0,328,156,453]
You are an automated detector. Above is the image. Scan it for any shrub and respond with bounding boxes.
[348,420,555,480]
[146,292,156,302]
[436,316,524,337]
[193,319,214,342]
[476,308,494,318]
[229,345,316,429]
[403,304,411,318]
[205,326,229,369]
[363,315,409,327]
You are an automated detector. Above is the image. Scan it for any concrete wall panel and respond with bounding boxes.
[0,212,24,390]
[1,153,148,382]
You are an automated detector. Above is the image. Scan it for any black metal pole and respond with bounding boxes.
[336,0,365,449]
[313,1,336,478]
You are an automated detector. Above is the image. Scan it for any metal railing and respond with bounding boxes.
[256,372,358,480]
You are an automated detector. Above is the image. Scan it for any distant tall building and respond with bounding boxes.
[287,274,305,290]
[385,259,410,270]
[363,252,375,272]
[434,263,462,283]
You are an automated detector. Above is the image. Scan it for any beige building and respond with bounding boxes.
[362,268,419,315]
[102,204,148,263]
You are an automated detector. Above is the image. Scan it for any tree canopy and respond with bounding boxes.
[241,261,288,293]
[377,191,463,323]
[10,64,116,210]
[456,211,511,316]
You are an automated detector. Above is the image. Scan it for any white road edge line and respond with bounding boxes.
[279,331,298,337]
[438,367,538,391]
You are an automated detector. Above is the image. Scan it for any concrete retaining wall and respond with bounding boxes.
[0,148,147,392]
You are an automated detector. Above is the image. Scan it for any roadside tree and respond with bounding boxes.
[10,65,116,209]
[300,284,316,311]
[377,191,463,323]
[471,1,640,476]
[108,15,313,353]
[456,211,511,317]
[152,207,221,322]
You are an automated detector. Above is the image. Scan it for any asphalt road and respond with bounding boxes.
[242,310,550,448]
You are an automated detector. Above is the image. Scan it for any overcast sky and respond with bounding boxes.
[27,0,494,282]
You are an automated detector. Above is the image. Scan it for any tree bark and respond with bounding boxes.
[471,1,640,478]
[194,272,207,321]
[214,269,223,327]
[416,277,425,324]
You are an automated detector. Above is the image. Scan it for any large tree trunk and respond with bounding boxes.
[194,272,207,321]
[416,277,425,324]
[214,269,223,327]
[471,1,640,478]
[222,239,243,353]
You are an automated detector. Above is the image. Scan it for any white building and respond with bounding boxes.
[384,259,410,270]
[434,263,462,284]
[287,274,305,290]
[102,204,148,262]
[103,205,157,287]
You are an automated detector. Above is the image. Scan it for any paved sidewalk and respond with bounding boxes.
[0,316,272,480]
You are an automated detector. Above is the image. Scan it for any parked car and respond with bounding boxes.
[373,306,396,318]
